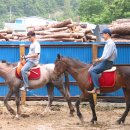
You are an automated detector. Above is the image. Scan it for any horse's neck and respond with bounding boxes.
[66,58,88,69]
[66,60,90,70]
[0,64,15,79]
[65,60,90,80]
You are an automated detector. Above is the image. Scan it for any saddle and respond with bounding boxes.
[16,60,41,80]
[88,67,116,88]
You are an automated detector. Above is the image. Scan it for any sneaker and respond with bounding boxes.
[88,88,100,94]
[20,86,29,91]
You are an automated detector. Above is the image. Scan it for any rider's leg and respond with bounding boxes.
[20,61,35,91]
[88,60,113,94]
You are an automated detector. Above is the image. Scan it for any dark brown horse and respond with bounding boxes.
[0,60,74,119]
[53,54,130,124]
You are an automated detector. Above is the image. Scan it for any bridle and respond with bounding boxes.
[54,58,68,76]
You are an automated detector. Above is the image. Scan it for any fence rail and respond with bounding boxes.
[0,42,129,103]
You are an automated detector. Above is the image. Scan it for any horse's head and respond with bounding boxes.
[54,54,68,77]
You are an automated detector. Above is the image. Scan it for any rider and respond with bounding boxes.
[88,28,117,94]
[20,31,41,91]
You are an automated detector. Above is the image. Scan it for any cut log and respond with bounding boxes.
[47,27,68,32]
[114,19,130,24]
[38,38,76,42]
[74,38,84,42]
[12,33,27,37]
[0,29,12,34]
[6,34,14,39]
[35,31,52,35]
[79,29,92,34]
[85,35,97,40]
[48,19,72,28]
[42,33,84,39]
[66,24,75,28]
[110,25,130,35]
[0,33,9,41]
[112,38,130,42]
[112,34,130,39]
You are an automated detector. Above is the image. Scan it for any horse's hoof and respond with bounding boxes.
[69,113,74,117]
[79,117,85,125]
[21,113,30,118]
[116,119,125,125]
[90,120,98,125]
[15,114,20,120]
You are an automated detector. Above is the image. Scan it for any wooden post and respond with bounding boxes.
[92,44,98,63]
[19,44,26,105]
[92,44,98,105]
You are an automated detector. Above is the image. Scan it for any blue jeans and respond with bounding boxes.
[88,60,113,88]
[21,61,35,87]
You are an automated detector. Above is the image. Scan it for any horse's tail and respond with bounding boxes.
[64,71,70,96]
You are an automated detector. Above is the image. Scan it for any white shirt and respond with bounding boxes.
[27,41,41,65]
[101,39,117,61]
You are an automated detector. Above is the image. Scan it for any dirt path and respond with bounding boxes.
[0,101,129,130]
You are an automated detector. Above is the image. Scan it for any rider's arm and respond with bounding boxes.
[25,53,39,59]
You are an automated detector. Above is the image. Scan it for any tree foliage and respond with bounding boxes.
[0,0,129,28]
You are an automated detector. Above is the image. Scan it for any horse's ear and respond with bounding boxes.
[57,54,61,60]
[1,60,6,63]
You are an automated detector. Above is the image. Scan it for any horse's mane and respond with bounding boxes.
[1,60,17,67]
[67,57,89,68]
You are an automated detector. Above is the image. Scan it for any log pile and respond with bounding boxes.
[109,19,130,42]
[0,19,96,42]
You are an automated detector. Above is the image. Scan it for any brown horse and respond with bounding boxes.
[53,54,130,124]
[0,60,74,118]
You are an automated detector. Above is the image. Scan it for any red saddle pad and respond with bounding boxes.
[16,67,41,80]
[88,71,116,88]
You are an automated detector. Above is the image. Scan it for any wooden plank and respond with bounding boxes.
[92,44,98,63]
[19,44,26,105]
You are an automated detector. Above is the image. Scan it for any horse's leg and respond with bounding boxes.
[14,87,21,119]
[55,82,75,117]
[117,88,130,124]
[47,83,54,107]
[75,94,84,123]
[43,83,54,114]
[4,89,16,115]
[88,94,97,124]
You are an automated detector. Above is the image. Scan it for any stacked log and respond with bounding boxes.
[109,19,130,42]
[0,19,96,42]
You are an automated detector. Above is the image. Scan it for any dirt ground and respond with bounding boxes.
[0,101,129,130]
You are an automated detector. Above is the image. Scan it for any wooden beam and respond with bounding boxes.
[92,44,98,105]
[19,44,26,105]
[92,44,98,63]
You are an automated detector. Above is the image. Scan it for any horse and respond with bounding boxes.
[0,60,74,118]
[53,54,130,124]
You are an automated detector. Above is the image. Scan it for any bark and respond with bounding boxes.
[0,33,9,41]
[47,27,68,32]
[37,38,75,42]
[110,25,130,35]
[114,19,130,24]
[42,32,84,39]
[48,19,73,28]
[35,31,52,35]
[0,29,12,34]
[112,38,130,42]
[85,35,97,40]
[112,34,130,39]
